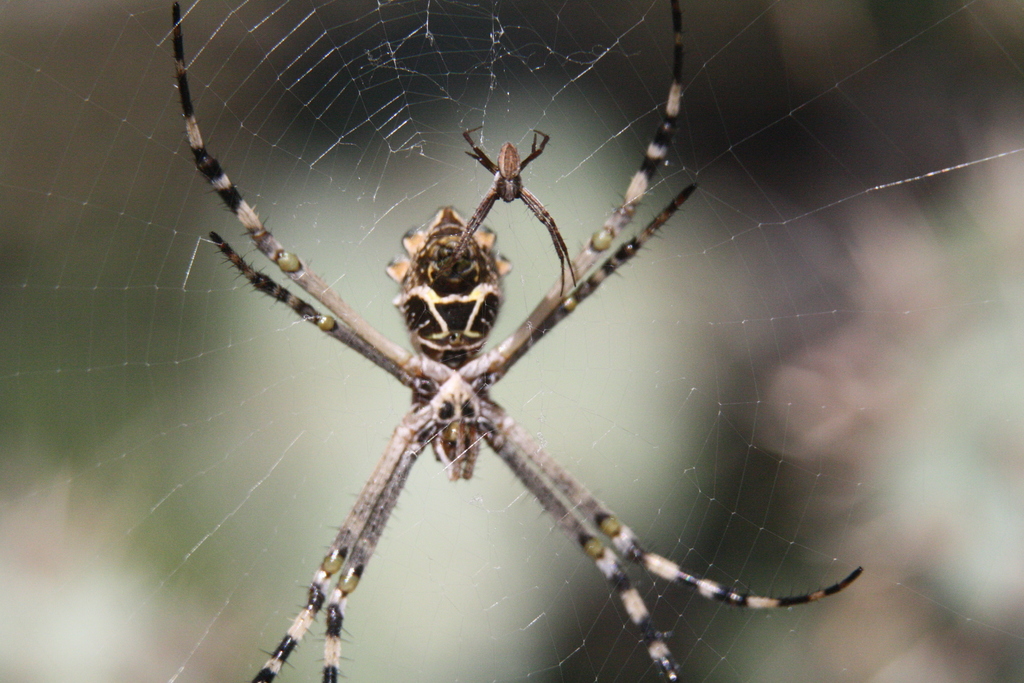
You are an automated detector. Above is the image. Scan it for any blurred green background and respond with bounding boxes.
[2,1,1024,681]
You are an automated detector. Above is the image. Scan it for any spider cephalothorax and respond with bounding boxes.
[424,371,486,480]
[387,207,511,368]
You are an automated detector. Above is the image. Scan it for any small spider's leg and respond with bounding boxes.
[462,127,499,173]
[482,184,695,375]
[519,186,576,292]
[210,233,409,381]
[251,406,433,683]
[172,3,414,383]
[482,0,684,373]
[441,129,505,273]
[485,424,681,682]
[518,130,550,169]
[484,403,862,612]
[444,187,499,271]
[548,184,694,316]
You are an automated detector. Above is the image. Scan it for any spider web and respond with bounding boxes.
[3,0,1024,681]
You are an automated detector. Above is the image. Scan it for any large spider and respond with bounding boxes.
[171,2,861,681]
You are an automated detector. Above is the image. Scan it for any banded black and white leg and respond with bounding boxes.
[485,425,682,681]
[475,183,698,376]
[482,0,686,370]
[252,406,436,683]
[486,402,862,606]
[172,2,413,384]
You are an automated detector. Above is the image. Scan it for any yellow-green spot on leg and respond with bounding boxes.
[583,537,605,560]
[592,229,613,252]
[562,296,577,313]
[340,569,361,595]
[317,315,336,331]
[277,251,300,272]
[599,515,622,538]
[321,550,344,576]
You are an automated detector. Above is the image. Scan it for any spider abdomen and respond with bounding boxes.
[387,207,511,367]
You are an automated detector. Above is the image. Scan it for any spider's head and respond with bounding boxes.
[428,372,485,480]
[387,207,511,368]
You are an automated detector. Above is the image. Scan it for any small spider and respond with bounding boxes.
[446,127,575,292]
[171,2,861,680]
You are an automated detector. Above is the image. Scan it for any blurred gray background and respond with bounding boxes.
[2,1,1024,681]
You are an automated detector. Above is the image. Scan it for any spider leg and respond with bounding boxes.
[454,188,499,252]
[437,128,507,272]
[462,127,499,173]
[251,405,434,683]
[210,233,409,381]
[518,129,550,169]
[484,403,861,613]
[542,184,695,319]
[480,183,695,376]
[439,188,501,282]
[442,130,506,273]
[319,414,435,683]
[484,420,681,682]
[172,3,413,383]
[481,0,684,374]
[519,186,577,293]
